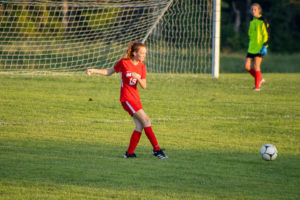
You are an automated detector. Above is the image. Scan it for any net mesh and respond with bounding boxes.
[0,0,212,73]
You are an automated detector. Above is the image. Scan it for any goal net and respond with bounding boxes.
[0,0,212,73]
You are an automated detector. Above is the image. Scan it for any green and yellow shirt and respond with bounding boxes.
[248,15,269,54]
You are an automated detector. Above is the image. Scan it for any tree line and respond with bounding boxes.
[1,0,299,54]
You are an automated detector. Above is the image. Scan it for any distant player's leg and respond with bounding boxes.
[244,57,255,77]
[253,56,265,90]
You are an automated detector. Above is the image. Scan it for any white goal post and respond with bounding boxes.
[0,0,219,76]
[212,0,220,78]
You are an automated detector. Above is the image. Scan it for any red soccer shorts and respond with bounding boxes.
[121,100,143,116]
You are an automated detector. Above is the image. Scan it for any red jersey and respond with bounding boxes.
[114,58,146,102]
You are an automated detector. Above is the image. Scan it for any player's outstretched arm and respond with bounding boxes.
[86,67,115,76]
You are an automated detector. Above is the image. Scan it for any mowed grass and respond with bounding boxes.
[220,53,300,73]
[0,73,299,200]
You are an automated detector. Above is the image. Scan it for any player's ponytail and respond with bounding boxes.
[125,41,146,59]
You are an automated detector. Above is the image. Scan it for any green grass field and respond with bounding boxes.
[0,73,299,199]
[220,53,300,73]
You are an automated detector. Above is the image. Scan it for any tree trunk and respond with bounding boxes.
[246,0,251,24]
[40,0,49,28]
[232,1,240,33]
[62,0,69,30]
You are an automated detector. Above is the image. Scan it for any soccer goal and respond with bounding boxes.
[0,0,219,75]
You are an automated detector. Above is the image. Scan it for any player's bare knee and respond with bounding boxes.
[253,63,261,71]
[135,126,143,132]
[135,121,143,132]
[143,117,151,127]
[244,63,251,71]
[133,117,143,132]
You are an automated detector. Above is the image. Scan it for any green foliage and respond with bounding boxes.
[266,1,300,53]
[0,4,64,39]
[83,8,119,30]
[221,24,248,51]
[0,3,118,40]
[0,73,299,199]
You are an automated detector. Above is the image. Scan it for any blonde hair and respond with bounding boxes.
[251,3,262,13]
[125,41,146,59]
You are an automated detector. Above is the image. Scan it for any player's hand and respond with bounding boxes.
[86,68,93,76]
[259,45,268,55]
[131,72,141,80]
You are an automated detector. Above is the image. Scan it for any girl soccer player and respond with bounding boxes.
[244,3,269,91]
[86,41,168,159]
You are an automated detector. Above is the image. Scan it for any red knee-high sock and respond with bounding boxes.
[144,126,160,151]
[255,70,262,89]
[127,130,142,154]
[248,68,256,77]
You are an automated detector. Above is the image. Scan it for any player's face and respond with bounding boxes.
[251,5,260,18]
[134,47,147,62]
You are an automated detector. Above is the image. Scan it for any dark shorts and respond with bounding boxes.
[246,53,263,58]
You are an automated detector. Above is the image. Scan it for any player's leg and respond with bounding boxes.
[134,109,168,159]
[125,117,143,156]
[244,56,255,77]
[133,117,143,133]
[121,101,142,158]
[253,56,265,90]
[134,109,159,150]
[253,56,262,71]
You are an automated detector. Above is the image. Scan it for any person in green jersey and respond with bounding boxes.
[244,3,269,91]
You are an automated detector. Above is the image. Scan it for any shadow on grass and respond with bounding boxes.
[0,138,299,199]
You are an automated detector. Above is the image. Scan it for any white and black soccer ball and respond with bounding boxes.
[260,144,278,161]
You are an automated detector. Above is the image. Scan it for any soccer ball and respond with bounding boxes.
[260,144,278,161]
